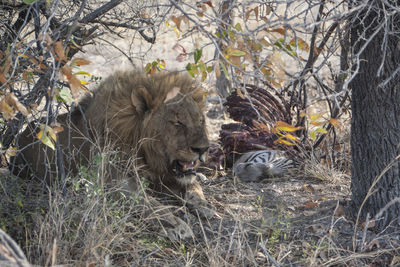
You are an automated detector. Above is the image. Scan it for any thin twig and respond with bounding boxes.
[259,243,280,267]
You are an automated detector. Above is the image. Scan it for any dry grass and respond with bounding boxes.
[1,142,399,266]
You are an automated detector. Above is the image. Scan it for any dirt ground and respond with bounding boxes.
[1,19,399,266]
[2,95,399,266]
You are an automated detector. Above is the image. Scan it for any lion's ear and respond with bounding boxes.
[131,87,153,115]
[164,87,181,103]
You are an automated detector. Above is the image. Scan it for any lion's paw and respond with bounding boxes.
[185,190,216,219]
[161,214,194,241]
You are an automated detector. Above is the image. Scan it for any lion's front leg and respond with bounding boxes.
[184,178,215,219]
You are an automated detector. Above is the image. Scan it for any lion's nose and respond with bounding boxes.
[191,146,209,161]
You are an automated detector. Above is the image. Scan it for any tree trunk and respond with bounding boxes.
[350,2,400,231]
[214,0,235,98]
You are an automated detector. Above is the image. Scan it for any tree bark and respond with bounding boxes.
[350,1,400,231]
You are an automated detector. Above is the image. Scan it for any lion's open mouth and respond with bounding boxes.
[172,160,198,176]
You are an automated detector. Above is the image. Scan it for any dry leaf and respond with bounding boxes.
[53,126,64,134]
[54,41,67,62]
[0,99,15,120]
[253,6,259,20]
[6,147,17,157]
[270,27,286,35]
[176,53,187,62]
[304,201,319,209]
[61,66,83,100]
[302,184,315,193]
[361,219,376,229]
[203,1,213,7]
[215,61,220,78]
[253,120,272,132]
[0,72,7,86]
[172,43,186,54]
[329,118,341,128]
[333,204,345,217]
[71,58,92,66]
[170,15,181,30]
[365,239,380,251]
[5,93,29,116]
[2,56,11,75]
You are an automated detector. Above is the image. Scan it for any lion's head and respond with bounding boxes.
[143,87,209,187]
[10,70,210,194]
[84,71,209,191]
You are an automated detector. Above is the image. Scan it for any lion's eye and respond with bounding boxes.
[173,121,185,127]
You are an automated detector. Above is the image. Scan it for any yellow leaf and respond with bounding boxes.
[283,133,299,142]
[79,80,90,85]
[274,137,296,146]
[275,121,303,132]
[236,88,245,99]
[310,113,324,121]
[310,131,316,140]
[74,71,91,77]
[172,27,180,38]
[36,125,56,150]
[47,127,57,142]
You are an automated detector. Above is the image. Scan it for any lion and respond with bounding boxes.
[10,70,215,238]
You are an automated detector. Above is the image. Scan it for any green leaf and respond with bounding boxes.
[58,88,74,104]
[315,128,328,134]
[229,49,246,57]
[274,38,298,56]
[273,39,285,50]
[219,62,230,80]
[194,49,202,64]
[198,62,206,73]
[186,63,195,77]
[310,131,316,140]
[234,23,242,32]
[23,0,38,4]
[144,63,152,74]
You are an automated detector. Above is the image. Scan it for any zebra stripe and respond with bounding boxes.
[233,150,295,182]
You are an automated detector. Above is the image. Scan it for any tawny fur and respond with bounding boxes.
[11,70,210,201]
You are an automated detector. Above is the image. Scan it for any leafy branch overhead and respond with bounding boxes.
[0,0,159,150]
